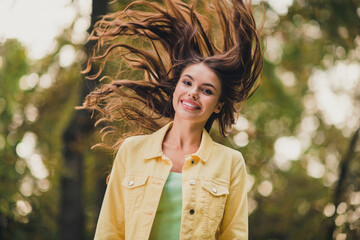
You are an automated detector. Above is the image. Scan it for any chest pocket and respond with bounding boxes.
[122,175,148,214]
[200,180,229,222]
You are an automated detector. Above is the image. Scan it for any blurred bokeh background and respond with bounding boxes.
[0,0,359,239]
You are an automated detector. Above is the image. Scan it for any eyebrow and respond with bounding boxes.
[183,74,217,90]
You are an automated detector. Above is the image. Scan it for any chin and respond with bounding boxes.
[175,111,209,124]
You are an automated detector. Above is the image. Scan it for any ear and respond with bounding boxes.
[214,102,224,114]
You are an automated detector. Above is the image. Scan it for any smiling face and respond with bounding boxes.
[172,63,223,126]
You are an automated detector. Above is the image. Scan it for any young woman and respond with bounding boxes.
[79,0,263,239]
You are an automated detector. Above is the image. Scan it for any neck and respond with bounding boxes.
[164,117,205,153]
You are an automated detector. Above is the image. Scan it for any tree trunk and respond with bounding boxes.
[326,126,360,240]
[59,0,108,239]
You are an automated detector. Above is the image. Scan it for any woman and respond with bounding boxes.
[80,0,263,239]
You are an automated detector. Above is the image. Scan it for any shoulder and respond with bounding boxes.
[114,134,155,166]
[209,141,247,180]
[120,134,152,151]
[212,141,245,164]
[122,134,149,145]
[205,140,247,186]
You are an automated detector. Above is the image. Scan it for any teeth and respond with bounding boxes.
[183,101,198,108]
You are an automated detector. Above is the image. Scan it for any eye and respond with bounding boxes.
[182,80,191,86]
[202,88,213,95]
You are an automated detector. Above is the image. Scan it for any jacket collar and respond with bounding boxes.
[144,121,213,163]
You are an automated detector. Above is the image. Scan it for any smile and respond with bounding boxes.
[180,100,200,110]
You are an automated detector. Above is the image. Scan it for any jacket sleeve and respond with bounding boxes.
[218,152,248,240]
[94,139,128,240]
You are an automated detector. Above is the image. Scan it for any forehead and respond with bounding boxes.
[181,63,221,87]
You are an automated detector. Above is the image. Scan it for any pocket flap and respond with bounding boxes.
[201,181,229,196]
[122,175,148,189]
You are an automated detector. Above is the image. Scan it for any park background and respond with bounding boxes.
[0,0,359,239]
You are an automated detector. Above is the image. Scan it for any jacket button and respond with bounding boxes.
[212,188,217,193]
[189,180,196,185]
[189,209,195,214]
[128,180,134,186]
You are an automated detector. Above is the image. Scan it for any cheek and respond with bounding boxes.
[172,84,181,109]
[173,83,184,100]
[209,101,220,113]
[208,95,221,109]
[172,93,177,110]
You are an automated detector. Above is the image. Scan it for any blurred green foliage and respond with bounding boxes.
[0,0,359,239]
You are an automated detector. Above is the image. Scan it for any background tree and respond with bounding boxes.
[0,0,359,239]
[59,0,108,239]
[240,0,360,239]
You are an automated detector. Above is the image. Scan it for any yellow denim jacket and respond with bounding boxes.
[94,122,248,240]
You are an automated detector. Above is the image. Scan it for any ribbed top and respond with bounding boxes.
[149,171,182,240]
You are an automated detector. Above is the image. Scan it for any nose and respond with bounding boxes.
[188,87,199,100]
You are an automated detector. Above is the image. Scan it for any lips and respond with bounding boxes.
[180,99,200,110]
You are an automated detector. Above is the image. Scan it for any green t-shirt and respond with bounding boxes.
[149,171,182,240]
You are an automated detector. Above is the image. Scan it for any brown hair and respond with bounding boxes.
[78,0,263,150]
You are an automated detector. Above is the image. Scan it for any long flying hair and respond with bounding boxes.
[78,0,263,150]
